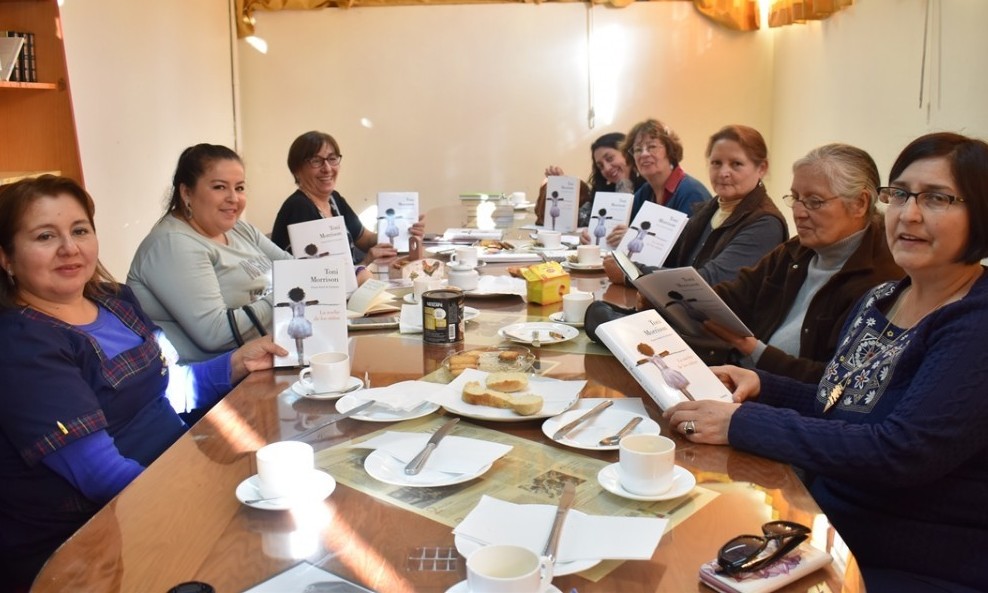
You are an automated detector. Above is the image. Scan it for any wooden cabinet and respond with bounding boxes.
[0,0,82,184]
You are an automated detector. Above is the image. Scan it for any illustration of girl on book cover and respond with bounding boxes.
[635,343,694,400]
[276,287,319,366]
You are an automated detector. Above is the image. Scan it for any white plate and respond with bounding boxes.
[336,393,440,422]
[235,470,336,510]
[547,311,583,328]
[363,443,493,488]
[562,261,604,272]
[441,372,581,422]
[541,409,660,451]
[597,463,696,502]
[499,322,579,345]
[454,513,600,576]
[446,581,561,593]
[291,376,364,400]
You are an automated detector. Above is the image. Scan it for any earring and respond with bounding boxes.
[184,201,193,219]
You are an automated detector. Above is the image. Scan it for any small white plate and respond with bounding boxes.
[547,311,583,328]
[542,409,659,451]
[441,373,581,422]
[454,516,600,576]
[336,393,440,422]
[562,261,605,272]
[499,322,579,345]
[235,470,336,510]
[445,581,561,593]
[597,463,696,502]
[291,376,364,400]
[364,443,493,488]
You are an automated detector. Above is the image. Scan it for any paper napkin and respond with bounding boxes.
[349,380,438,412]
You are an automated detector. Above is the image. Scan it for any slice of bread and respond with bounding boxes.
[462,381,544,416]
[485,371,528,393]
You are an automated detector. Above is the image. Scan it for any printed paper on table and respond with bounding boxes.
[594,309,733,410]
[376,192,419,252]
[543,175,580,232]
[286,216,358,294]
[614,201,688,269]
[272,257,349,368]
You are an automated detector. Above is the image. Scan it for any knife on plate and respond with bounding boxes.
[542,480,576,562]
[290,400,376,441]
[551,400,613,440]
[405,417,459,475]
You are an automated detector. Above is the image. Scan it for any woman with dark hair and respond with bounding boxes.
[534,132,645,228]
[127,144,291,362]
[666,132,988,593]
[0,176,285,590]
[270,130,425,268]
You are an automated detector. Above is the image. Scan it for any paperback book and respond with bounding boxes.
[698,544,832,593]
[346,278,400,317]
[594,309,733,410]
[632,266,753,339]
[376,191,419,252]
[585,191,633,248]
[286,216,358,294]
[614,201,688,269]
[543,175,580,232]
[272,257,349,368]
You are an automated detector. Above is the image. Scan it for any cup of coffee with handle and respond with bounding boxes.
[467,544,554,593]
[298,352,350,394]
[255,441,314,499]
[619,434,676,496]
[450,246,479,269]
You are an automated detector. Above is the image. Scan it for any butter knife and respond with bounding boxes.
[404,417,459,475]
[290,400,376,441]
[542,480,576,562]
[551,400,613,440]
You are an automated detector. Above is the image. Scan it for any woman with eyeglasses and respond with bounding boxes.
[270,130,425,273]
[700,143,903,381]
[128,144,292,364]
[666,132,988,593]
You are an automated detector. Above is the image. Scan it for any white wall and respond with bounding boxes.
[60,0,237,278]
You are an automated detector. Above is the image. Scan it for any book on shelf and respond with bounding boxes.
[286,216,358,295]
[346,278,399,317]
[544,175,580,232]
[271,257,349,368]
[614,201,688,269]
[585,191,633,248]
[632,266,753,339]
[376,191,419,252]
[0,36,24,82]
[594,309,733,410]
[698,543,832,593]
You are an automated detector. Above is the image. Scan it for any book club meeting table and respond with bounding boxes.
[30,259,865,593]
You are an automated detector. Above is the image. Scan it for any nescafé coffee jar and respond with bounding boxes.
[421,289,465,344]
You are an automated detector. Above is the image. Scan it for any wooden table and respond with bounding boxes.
[31,272,863,593]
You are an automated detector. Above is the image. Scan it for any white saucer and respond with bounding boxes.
[541,409,659,451]
[499,322,579,345]
[364,440,493,487]
[446,581,561,593]
[235,470,336,510]
[291,376,364,400]
[562,261,604,272]
[454,519,599,576]
[548,311,583,328]
[597,463,696,501]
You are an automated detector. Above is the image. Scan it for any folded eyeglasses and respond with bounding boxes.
[716,521,811,574]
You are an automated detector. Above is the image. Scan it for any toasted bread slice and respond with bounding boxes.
[485,371,528,393]
[462,381,544,416]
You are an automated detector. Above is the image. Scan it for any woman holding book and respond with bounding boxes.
[270,130,425,271]
[665,132,988,593]
[703,143,903,382]
[0,175,285,590]
[128,144,292,363]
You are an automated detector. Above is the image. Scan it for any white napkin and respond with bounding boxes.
[399,303,423,334]
[466,275,528,295]
[348,380,437,412]
[454,495,666,563]
[356,432,512,474]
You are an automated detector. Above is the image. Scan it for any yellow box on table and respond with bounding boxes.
[520,262,570,305]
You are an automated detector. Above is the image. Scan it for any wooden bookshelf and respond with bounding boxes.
[0,0,82,184]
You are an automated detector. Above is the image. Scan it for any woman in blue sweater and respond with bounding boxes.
[665,132,988,592]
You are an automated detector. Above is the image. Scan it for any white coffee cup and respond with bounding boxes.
[509,191,526,205]
[619,434,676,496]
[450,246,479,269]
[255,441,314,499]
[576,245,602,266]
[466,544,554,593]
[448,266,479,291]
[537,230,562,250]
[298,352,350,394]
[413,277,442,303]
[562,291,594,324]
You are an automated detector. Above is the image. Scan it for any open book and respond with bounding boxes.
[614,201,688,269]
[286,216,357,294]
[544,175,580,232]
[594,309,733,410]
[272,258,349,368]
[346,278,399,318]
[632,266,753,338]
[698,543,832,593]
[376,191,419,252]
[586,191,633,248]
